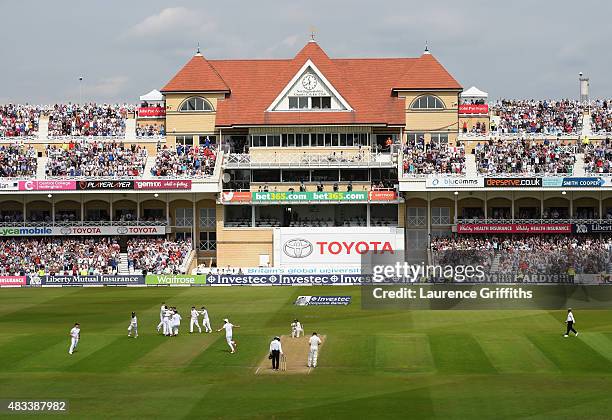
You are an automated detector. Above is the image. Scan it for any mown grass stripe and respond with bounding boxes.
[428,333,497,374]
[527,333,612,373]
[474,333,559,373]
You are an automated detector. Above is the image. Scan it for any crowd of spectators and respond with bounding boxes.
[0,104,40,137]
[583,141,612,174]
[47,103,129,137]
[430,235,612,277]
[475,139,575,175]
[0,237,120,276]
[490,99,583,135]
[0,144,37,177]
[126,238,192,274]
[402,140,465,176]
[151,143,216,177]
[591,100,612,134]
[136,124,165,137]
[46,140,147,177]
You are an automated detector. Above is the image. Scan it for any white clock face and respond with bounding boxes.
[301,74,318,91]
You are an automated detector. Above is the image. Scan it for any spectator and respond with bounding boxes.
[127,238,192,274]
[47,103,129,137]
[45,140,147,178]
[150,144,216,178]
[0,144,37,177]
[0,104,40,137]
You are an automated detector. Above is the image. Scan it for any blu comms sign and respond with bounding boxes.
[274,227,404,267]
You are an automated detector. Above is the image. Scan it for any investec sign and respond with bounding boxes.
[0,225,165,237]
[274,227,404,266]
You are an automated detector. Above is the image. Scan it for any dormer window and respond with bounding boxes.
[288,96,331,110]
[411,95,444,110]
[179,97,214,112]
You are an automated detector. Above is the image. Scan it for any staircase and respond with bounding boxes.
[37,116,49,141]
[489,253,502,273]
[581,112,593,138]
[464,154,477,177]
[573,154,586,176]
[143,156,156,176]
[36,156,47,178]
[118,252,129,274]
[125,117,137,140]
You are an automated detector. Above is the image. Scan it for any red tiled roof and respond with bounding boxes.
[162,42,461,126]
[161,54,229,92]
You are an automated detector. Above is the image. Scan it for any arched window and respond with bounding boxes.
[179,97,214,112]
[411,95,444,110]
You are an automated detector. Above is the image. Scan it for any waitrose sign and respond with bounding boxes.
[145,274,207,285]
[252,191,368,202]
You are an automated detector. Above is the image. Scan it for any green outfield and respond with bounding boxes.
[2,287,612,419]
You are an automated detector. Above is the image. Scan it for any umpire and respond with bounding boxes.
[564,308,579,337]
[269,336,283,370]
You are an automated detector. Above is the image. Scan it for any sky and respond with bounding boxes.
[0,0,610,104]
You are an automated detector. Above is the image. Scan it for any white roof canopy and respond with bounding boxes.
[461,86,488,98]
[139,89,164,102]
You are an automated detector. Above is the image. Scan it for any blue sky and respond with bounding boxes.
[0,0,608,103]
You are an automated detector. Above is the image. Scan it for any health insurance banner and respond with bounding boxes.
[0,276,27,287]
[457,223,572,234]
[145,274,207,285]
[0,225,165,237]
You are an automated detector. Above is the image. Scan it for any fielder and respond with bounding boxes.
[308,332,322,368]
[190,306,201,333]
[128,312,138,338]
[162,306,173,336]
[200,306,212,333]
[68,323,80,355]
[291,319,304,338]
[218,318,240,353]
[564,308,579,337]
[171,308,182,336]
[156,303,167,333]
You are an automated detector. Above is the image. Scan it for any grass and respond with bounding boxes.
[1,286,612,419]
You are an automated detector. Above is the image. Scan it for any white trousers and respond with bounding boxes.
[292,327,303,338]
[202,318,211,332]
[190,318,201,333]
[128,325,138,336]
[157,320,164,332]
[308,348,318,367]
[69,337,79,354]
[173,325,179,335]
[163,319,170,335]
[226,335,235,351]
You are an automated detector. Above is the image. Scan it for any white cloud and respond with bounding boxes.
[126,7,212,38]
[81,76,129,99]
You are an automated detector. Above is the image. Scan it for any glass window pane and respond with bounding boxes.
[289,97,298,109]
[299,97,308,109]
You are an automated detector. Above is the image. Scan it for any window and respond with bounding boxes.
[199,231,217,251]
[310,97,331,109]
[175,208,193,227]
[407,207,427,227]
[288,97,308,109]
[430,133,448,145]
[199,208,216,228]
[411,95,444,110]
[407,133,425,145]
[431,207,450,225]
[176,136,193,146]
[179,97,214,112]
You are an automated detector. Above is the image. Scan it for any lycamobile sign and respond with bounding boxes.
[252,191,368,202]
[145,274,207,285]
[0,227,52,236]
